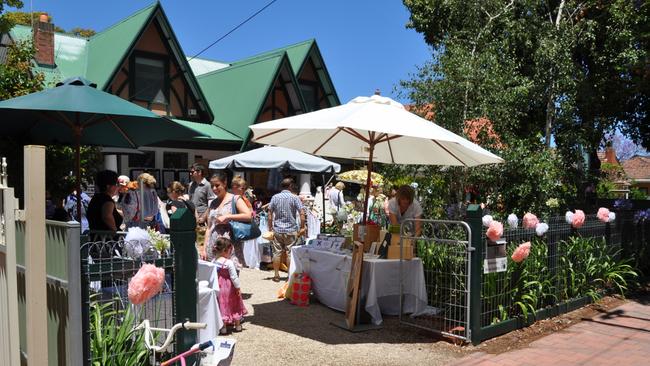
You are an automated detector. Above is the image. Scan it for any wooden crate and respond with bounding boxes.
[353,223,381,252]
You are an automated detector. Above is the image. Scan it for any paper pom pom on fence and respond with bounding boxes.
[507,214,519,229]
[597,207,610,223]
[572,210,585,228]
[608,212,616,222]
[128,263,165,305]
[482,215,493,227]
[511,242,531,263]
[535,223,549,236]
[522,213,539,229]
[486,221,503,242]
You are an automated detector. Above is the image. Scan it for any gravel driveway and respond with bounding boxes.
[223,268,465,366]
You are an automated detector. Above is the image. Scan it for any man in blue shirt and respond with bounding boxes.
[268,178,305,282]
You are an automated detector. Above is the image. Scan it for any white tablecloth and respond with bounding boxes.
[197,260,223,342]
[289,246,428,325]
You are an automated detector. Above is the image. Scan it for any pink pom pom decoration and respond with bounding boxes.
[511,242,531,263]
[486,221,503,242]
[128,263,165,305]
[522,213,539,229]
[597,207,610,223]
[572,209,585,229]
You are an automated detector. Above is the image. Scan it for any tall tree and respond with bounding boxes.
[0,0,22,33]
[401,0,649,206]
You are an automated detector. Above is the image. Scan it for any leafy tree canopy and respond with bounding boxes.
[399,0,649,211]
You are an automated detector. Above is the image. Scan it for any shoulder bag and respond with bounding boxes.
[229,195,261,241]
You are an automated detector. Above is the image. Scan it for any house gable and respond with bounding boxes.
[197,52,305,146]
[87,3,212,122]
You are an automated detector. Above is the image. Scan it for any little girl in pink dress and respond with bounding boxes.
[213,237,247,333]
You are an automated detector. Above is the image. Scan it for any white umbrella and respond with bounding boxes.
[250,94,504,222]
[209,145,340,173]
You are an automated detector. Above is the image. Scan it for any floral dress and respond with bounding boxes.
[207,195,246,268]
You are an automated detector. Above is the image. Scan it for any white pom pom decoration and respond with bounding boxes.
[482,215,494,227]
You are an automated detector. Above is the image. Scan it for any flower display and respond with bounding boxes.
[511,242,531,263]
[128,263,165,305]
[597,207,610,223]
[613,198,633,210]
[522,213,539,229]
[535,223,549,237]
[482,215,494,227]
[486,221,503,242]
[507,213,518,229]
[572,209,585,228]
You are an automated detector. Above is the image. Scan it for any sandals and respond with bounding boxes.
[272,276,280,282]
[219,327,228,335]
[233,324,243,332]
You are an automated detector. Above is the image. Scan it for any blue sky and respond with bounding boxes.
[13,0,432,103]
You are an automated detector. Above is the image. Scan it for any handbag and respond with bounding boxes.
[229,195,261,241]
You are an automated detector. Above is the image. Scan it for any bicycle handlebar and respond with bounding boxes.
[136,320,207,353]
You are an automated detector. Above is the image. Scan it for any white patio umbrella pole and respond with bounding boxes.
[362,141,375,224]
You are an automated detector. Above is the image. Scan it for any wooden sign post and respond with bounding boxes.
[332,241,382,332]
[345,241,364,328]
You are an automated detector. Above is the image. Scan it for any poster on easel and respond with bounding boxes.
[345,241,364,328]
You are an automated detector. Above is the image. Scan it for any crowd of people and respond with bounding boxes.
[46,162,423,335]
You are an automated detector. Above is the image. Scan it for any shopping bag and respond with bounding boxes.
[290,272,311,307]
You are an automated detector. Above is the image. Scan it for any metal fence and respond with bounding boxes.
[80,238,176,365]
[399,219,473,342]
[479,214,620,328]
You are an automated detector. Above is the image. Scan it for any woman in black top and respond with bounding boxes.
[88,170,123,231]
[166,181,195,216]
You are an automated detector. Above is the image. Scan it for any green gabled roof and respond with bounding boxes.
[197,52,286,140]
[225,39,340,107]
[229,39,314,75]
[171,119,241,142]
[85,3,156,90]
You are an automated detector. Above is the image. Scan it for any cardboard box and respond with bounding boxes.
[387,243,414,260]
[353,223,381,252]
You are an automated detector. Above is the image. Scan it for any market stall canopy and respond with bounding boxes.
[209,145,340,173]
[337,170,384,186]
[250,94,504,222]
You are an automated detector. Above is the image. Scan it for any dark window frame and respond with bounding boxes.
[129,50,170,107]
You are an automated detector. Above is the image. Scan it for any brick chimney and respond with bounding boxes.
[33,13,55,66]
[604,145,619,165]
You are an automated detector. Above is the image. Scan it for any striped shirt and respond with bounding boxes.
[269,190,304,233]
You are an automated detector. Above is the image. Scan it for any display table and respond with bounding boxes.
[197,260,223,342]
[289,246,428,325]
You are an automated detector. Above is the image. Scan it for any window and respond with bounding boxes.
[128,150,156,168]
[133,56,167,104]
[300,83,318,112]
[163,152,188,169]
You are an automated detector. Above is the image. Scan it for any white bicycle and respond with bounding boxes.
[135,320,236,366]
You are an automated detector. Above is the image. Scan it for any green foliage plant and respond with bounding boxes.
[89,296,148,366]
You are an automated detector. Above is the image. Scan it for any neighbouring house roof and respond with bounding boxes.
[171,119,240,142]
[622,155,650,181]
[187,57,230,76]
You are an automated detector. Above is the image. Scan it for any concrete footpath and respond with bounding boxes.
[452,299,650,366]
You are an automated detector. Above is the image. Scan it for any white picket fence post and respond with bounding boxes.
[24,145,48,365]
[1,155,21,366]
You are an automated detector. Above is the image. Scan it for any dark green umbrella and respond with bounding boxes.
[0,76,205,221]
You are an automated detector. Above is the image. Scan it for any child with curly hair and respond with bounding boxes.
[213,237,247,333]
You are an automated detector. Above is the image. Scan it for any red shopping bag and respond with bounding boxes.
[290,272,311,307]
